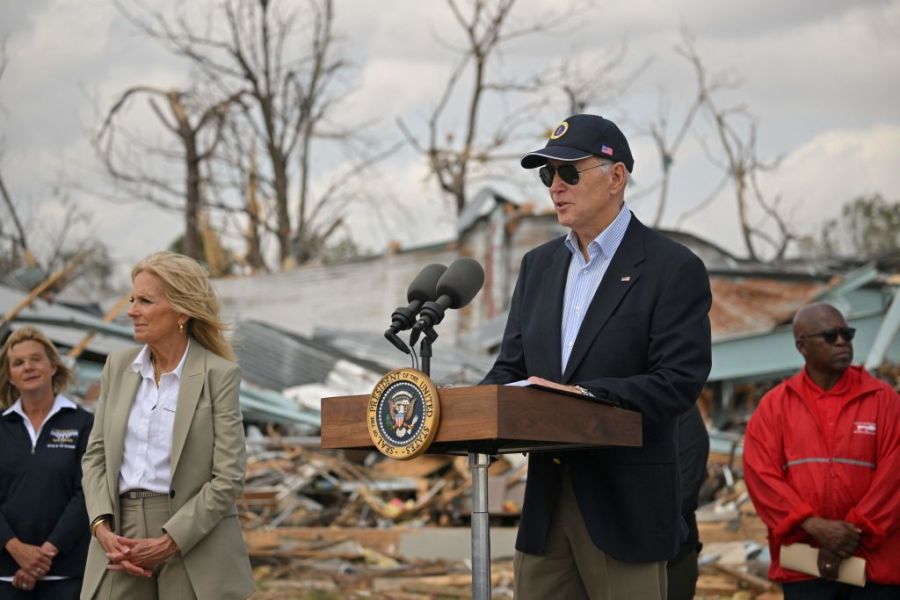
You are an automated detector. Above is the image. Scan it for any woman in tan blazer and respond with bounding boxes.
[81,252,254,600]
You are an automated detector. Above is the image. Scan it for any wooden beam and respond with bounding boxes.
[711,563,778,593]
[67,292,131,358]
[0,252,89,327]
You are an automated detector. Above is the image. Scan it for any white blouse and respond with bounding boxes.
[118,341,189,494]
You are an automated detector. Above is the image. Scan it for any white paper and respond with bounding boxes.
[780,543,866,587]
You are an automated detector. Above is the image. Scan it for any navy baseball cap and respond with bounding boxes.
[521,114,634,173]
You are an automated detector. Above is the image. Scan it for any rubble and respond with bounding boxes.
[239,437,527,533]
[237,365,900,598]
[240,430,788,599]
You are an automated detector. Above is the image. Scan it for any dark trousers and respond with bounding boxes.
[783,579,900,600]
[0,578,82,600]
[666,545,700,600]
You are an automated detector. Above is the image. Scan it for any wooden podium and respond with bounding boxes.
[321,385,642,599]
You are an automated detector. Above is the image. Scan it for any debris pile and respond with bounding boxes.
[240,437,526,598]
[229,368,900,599]
[239,430,792,599]
[239,438,527,531]
[694,443,778,599]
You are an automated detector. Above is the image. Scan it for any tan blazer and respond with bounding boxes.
[81,343,255,600]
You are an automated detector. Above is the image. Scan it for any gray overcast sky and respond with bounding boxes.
[2,0,899,276]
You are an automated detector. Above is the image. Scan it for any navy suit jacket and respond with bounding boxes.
[481,215,712,563]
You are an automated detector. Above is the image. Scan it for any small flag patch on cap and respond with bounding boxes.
[600,145,614,156]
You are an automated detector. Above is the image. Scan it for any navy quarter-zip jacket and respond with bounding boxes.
[0,403,93,577]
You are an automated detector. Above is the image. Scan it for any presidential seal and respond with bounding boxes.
[550,120,569,139]
[367,368,440,460]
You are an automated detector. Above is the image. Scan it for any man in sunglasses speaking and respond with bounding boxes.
[480,114,712,599]
[744,302,900,598]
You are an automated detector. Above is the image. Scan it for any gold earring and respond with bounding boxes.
[179,322,185,334]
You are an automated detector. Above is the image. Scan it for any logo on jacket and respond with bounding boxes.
[853,421,876,435]
[47,428,78,449]
[368,368,441,460]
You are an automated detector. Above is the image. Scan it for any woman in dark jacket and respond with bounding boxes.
[0,326,92,599]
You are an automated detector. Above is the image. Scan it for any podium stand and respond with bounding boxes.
[321,385,642,599]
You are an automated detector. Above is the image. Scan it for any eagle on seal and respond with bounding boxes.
[389,390,417,432]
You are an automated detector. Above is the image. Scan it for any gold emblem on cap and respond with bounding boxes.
[550,120,569,140]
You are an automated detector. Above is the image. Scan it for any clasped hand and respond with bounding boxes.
[802,517,861,558]
[95,523,178,577]
[801,517,862,580]
[817,547,842,580]
[6,539,57,590]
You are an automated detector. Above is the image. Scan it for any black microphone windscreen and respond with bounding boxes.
[407,264,447,303]
[435,258,485,308]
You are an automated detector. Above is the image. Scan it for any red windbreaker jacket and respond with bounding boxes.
[743,366,900,584]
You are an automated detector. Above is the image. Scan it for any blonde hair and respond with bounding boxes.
[132,251,235,361]
[0,326,74,408]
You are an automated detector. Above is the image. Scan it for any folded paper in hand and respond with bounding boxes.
[780,543,866,587]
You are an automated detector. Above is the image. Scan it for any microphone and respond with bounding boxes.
[409,258,485,345]
[384,264,447,353]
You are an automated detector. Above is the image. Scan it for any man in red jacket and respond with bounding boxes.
[744,302,900,599]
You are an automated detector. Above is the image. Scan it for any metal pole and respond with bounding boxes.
[419,328,436,376]
[469,451,492,600]
[420,336,431,377]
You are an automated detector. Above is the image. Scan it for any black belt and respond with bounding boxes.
[120,489,168,499]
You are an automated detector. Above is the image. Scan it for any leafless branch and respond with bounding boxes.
[0,171,35,265]
[674,173,730,227]
[405,0,604,217]
[675,31,794,261]
[95,81,245,258]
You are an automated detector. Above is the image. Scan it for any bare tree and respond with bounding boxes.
[0,41,39,270]
[242,140,267,271]
[819,194,900,257]
[398,0,587,217]
[0,182,117,296]
[645,83,704,227]
[675,36,793,261]
[118,0,375,268]
[95,84,243,260]
[33,191,116,297]
[548,44,638,116]
[0,173,37,268]
[0,38,114,291]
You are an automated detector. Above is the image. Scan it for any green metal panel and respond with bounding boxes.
[864,286,900,370]
[710,313,895,382]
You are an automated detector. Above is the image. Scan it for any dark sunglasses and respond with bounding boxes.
[538,161,611,187]
[800,327,856,344]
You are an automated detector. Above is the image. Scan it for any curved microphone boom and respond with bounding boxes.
[384,263,447,354]
[409,258,485,346]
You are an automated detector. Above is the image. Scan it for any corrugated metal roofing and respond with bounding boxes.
[458,275,829,351]
[314,327,496,386]
[709,277,826,340]
[0,284,133,355]
[232,320,342,390]
[1,290,321,427]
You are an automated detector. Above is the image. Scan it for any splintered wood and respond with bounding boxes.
[242,438,782,599]
[240,445,524,530]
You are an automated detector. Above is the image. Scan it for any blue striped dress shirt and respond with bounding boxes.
[560,207,632,372]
